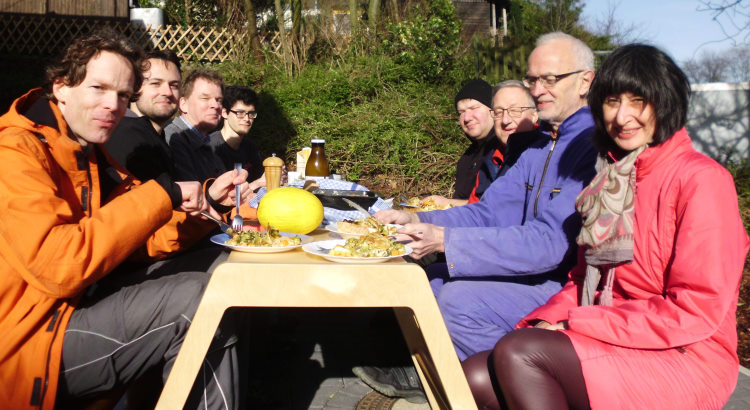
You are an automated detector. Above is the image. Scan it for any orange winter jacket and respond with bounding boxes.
[0,89,214,408]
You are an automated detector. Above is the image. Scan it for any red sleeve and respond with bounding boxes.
[467,172,481,204]
[566,165,749,348]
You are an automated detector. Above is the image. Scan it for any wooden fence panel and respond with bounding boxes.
[0,13,261,62]
[0,0,127,18]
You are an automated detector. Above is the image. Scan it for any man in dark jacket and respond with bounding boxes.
[453,78,498,200]
[106,49,181,184]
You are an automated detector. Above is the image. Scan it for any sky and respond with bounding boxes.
[580,0,740,62]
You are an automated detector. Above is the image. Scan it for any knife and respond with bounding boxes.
[200,211,234,234]
[342,197,373,219]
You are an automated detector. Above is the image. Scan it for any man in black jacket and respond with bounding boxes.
[106,49,182,182]
[453,78,498,199]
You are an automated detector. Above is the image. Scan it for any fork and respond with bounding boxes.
[231,163,244,232]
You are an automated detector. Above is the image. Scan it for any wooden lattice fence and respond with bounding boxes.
[0,13,273,62]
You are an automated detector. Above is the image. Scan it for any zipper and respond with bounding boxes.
[533,138,558,217]
[83,154,93,215]
[38,306,66,407]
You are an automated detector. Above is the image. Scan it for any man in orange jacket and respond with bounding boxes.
[0,28,250,409]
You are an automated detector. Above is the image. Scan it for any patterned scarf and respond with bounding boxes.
[575,145,646,306]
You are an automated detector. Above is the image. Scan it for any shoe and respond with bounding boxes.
[352,365,428,404]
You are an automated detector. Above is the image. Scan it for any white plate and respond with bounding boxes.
[324,223,402,239]
[302,239,412,263]
[210,232,313,253]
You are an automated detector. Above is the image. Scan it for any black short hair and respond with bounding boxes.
[587,44,690,153]
[144,49,181,73]
[222,85,259,111]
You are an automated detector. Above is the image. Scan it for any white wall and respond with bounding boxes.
[687,82,750,164]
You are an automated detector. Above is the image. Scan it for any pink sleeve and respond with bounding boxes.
[566,165,749,348]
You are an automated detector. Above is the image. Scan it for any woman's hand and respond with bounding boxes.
[374,209,419,225]
[534,320,568,330]
[393,222,445,259]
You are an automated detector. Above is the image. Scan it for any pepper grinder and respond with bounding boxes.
[263,154,285,191]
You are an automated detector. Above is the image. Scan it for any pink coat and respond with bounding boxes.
[518,129,750,409]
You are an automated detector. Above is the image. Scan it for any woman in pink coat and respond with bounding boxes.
[462,44,750,409]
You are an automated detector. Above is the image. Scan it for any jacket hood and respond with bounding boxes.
[0,89,88,173]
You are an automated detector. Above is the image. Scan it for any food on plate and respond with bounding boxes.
[257,186,324,234]
[405,197,453,211]
[329,232,406,257]
[336,217,398,236]
[225,226,301,247]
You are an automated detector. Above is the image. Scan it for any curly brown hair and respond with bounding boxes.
[44,27,144,101]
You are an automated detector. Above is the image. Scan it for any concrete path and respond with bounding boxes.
[244,308,750,409]
[113,307,750,409]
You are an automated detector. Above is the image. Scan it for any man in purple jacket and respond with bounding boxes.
[354,32,599,403]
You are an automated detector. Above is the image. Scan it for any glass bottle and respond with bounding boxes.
[305,138,330,177]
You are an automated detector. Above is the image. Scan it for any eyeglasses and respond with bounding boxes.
[229,109,257,119]
[491,107,536,119]
[523,70,584,89]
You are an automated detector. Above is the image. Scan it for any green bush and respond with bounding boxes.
[231,51,466,197]
[198,0,472,198]
[729,162,750,235]
[381,0,461,82]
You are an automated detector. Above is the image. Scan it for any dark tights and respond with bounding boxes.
[462,328,590,410]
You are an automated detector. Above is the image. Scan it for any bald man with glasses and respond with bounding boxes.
[362,35,600,403]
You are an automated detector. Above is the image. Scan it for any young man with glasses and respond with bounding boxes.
[208,85,266,191]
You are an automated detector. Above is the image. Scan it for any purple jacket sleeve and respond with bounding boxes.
[420,135,596,278]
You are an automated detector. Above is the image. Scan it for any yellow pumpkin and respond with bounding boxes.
[257,187,324,234]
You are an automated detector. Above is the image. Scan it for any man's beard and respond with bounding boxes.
[136,100,177,123]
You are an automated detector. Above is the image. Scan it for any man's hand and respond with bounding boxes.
[393,222,445,259]
[208,168,253,206]
[175,181,209,216]
[248,174,265,191]
[374,209,419,225]
[422,195,468,207]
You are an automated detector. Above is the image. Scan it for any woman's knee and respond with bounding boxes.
[463,350,503,409]
[492,328,546,372]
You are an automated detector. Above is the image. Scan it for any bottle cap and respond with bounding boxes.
[311,138,325,144]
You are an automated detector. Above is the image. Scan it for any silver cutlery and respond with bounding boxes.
[231,163,244,232]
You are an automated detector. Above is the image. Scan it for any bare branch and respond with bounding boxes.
[697,0,750,46]
[584,0,650,45]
